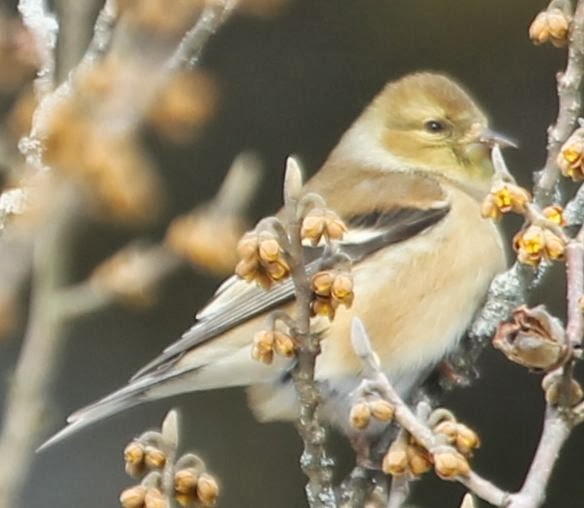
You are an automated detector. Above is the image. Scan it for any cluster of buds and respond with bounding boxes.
[90,245,158,307]
[166,211,244,277]
[310,269,354,319]
[493,305,569,372]
[382,412,479,480]
[120,411,219,508]
[513,206,567,266]
[147,71,218,144]
[120,485,167,508]
[432,419,481,459]
[300,208,347,246]
[173,459,219,507]
[349,397,394,430]
[480,182,531,221]
[235,230,290,289]
[557,127,584,181]
[118,0,204,38]
[382,435,433,477]
[529,5,571,47]
[251,329,296,364]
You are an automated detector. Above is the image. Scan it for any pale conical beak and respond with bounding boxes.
[479,128,518,149]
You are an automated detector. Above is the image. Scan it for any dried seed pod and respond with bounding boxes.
[493,305,569,371]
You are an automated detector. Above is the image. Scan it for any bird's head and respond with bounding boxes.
[366,72,514,195]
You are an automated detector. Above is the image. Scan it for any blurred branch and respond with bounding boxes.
[17,0,58,95]
[169,0,238,70]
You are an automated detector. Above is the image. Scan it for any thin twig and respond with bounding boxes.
[535,0,584,203]
[17,0,58,96]
[505,407,572,508]
[351,318,511,508]
[284,158,336,507]
[168,0,238,71]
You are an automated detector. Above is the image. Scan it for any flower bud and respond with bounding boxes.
[273,331,296,358]
[433,420,458,444]
[349,402,371,430]
[544,377,583,407]
[196,473,219,506]
[120,485,146,508]
[144,446,166,470]
[144,488,168,508]
[331,273,354,307]
[406,445,433,476]
[382,441,408,475]
[455,424,481,456]
[369,400,394,422]
[174,468,199,495]
[529,8,571,48]
[433,451,470,480]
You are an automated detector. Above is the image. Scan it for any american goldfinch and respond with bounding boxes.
[43,72,509,448]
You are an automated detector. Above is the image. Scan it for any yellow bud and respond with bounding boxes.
[144,488,168,508]
[514,226,545,266]
[311,271,334,296]
[480,195,503,221]
[252,330,274,364]
[310,297,336,320]
[406,445,433,476]
[257,237,281,263]
[301,213,326,245]
[273,331,296,358]
[120,485,147,508]
[433,451,470,480]
[433,420,458,444]
[175,468,199,495]
[382,443,408,476]
[323,211,347,241]
[542,205,566,226]
[349,402,371,430]
[455,424,481,456]
[144,446,166,470]
[331,273,354,307]
[543,230,566,261]
[124,441,145,465]
[196,473,219,507]
[369,400,394,422]
[236,232,259,260]
[264,258,290,282]
[234,257,260,281]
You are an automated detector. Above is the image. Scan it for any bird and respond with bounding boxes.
[41,72,510,449]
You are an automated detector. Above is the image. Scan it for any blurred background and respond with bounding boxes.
[1,0,582,506]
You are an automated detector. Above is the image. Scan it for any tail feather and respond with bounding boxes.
[38,374,180,451]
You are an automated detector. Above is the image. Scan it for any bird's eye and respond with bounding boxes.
[424,120,445,133]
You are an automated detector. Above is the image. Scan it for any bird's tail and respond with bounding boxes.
[38,370,187,451]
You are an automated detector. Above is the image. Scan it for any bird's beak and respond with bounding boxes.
[479,128,518,149]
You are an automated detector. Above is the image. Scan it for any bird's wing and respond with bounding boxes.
[130,199,450,381]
